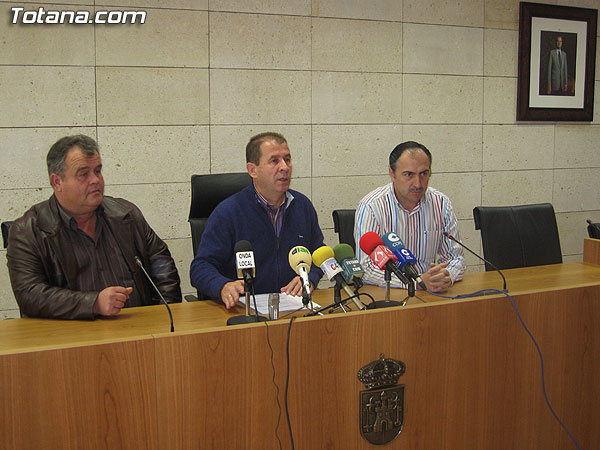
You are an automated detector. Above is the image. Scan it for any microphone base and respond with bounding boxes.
[366,300,405,309]
[227,315,269,326]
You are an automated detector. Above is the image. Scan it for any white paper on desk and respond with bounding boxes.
[238,293,320,315]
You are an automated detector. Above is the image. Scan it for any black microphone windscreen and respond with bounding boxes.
[234,240,252,253]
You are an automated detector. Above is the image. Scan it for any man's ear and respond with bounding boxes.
[247,162,257,179]
[388,167,395,181]
[50,173,62,190]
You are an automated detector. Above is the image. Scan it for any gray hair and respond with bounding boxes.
[47,135,100,179]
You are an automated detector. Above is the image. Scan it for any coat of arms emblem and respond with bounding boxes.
[357,354,406,445]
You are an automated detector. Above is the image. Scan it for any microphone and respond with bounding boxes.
[312,245,366,310]
[134,256,174,332]
[288,246,312,305]
[228,241,268,325]
[359,232,411,285]
[381,232,427,290]
[445,233,507,291]
[333,243,364,290]
[235,240,255,291]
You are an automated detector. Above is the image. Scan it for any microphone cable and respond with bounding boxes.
[426,288,582,450]
[250,285,261,321]
[303,292,375,315]
[357,291,375,306]
[280,291,375,449]
[284,316,297,450]
[263,319,283,450]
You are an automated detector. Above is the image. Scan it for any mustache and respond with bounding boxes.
[409,187,424,193]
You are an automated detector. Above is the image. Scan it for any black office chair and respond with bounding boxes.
[332,209,356,251]
[188,173,252,300]
[2,221,13,248]
[587,219,600,239]
[473,203,562,271]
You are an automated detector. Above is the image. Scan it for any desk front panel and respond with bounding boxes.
[154,284,600,449]
[1,262,600,449]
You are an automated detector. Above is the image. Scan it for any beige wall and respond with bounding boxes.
[1,0,599,318]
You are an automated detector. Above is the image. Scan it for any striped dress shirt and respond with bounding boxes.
[254,185,294,238]
[57,202,141,307]
[354,183,465,288]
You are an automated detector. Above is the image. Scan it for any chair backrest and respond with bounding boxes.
[473,203,562,271]
[332,209,356,251]
[2,221,13,249]
[188,173,252,256]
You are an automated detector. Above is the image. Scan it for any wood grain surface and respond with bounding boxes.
[1,261,600,449]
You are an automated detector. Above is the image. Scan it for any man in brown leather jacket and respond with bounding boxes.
[6,135,182,319]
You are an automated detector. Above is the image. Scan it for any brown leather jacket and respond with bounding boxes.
[7,195,182,319]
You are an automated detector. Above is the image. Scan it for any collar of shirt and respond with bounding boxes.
[253,184,293,211]
[253,184,294,235]
[389,183,429,216]
[56,198,105,234]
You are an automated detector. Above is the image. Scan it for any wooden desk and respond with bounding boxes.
[584,237,600,264]
[1,262,600,449]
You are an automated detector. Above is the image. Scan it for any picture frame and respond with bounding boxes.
[517,2,597,121]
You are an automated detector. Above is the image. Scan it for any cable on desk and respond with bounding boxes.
[427,288,582,450]
[358,291,375,305]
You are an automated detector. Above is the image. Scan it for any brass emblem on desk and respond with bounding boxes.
[358,354,406,445]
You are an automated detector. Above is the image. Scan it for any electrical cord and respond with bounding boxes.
[427,288,582,450]
[357,291,375,305]
[263,320,283,450]
[251,285,260,319]
[284,316,296,450]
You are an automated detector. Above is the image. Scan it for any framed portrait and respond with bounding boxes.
[517,2,597,121]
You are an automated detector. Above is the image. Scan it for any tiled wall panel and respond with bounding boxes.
[1,0,598,315]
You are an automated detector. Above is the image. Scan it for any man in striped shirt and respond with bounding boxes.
[354,141,465,293]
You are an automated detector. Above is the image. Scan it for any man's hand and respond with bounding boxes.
[420,262,451,293]
[93,286,133,316]
[220,280,245,309]
[280,276,304,297]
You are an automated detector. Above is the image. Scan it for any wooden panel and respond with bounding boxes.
[0,300,231,355]
[155,285,600,449]
[584,238,600,265]
[154,322,290,449]
[2,262,600,449]
[3,263,600,356]
[0,339,157,450]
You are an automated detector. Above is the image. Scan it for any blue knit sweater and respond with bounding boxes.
[190,184,324,300]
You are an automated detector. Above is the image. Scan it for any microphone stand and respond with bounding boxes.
[304,295,357,316]
[367,268,404,309]
[446,233,507,292]
[331,281,349,313]
[385,267,391,301]
[301,286,315,314]
[401,279,425,305]
[244,290,250,315]
[226,281,268,326]
[301,286,311,306]
[134,256,174,332]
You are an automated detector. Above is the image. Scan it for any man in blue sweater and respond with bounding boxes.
[190,132,324,308]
